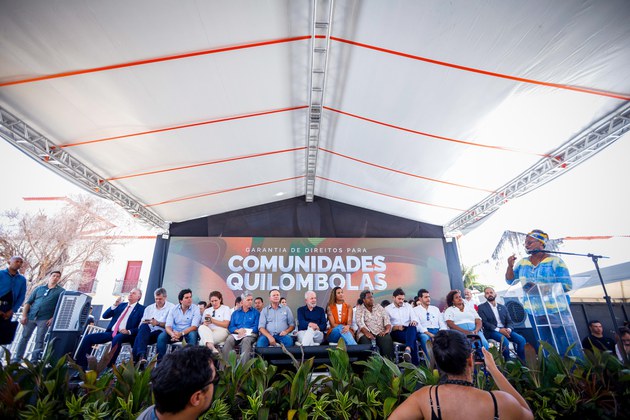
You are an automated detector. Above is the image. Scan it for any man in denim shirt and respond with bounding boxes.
[12,270,65,363]
[157,288,200,361]
[222,291,259,364]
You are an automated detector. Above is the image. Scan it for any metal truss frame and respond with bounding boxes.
[305,0,334,201]
[0,105,168,230]
[446,101,630,235]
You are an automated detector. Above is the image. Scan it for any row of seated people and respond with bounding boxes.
[74,284,525,371]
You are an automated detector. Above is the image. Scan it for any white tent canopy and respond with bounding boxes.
[1,1,629,234]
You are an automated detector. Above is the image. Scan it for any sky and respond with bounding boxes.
[2,132,629,292]
[457,133,630,290]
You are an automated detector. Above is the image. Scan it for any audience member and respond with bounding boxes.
[477,287,526,360]
[464,289,478,311]
[326,286,357,345]
[280,297,287,306]
[386,288,420,364]
[254,297,264,312]
[86,306,95,327]
[355,290,394,359]
[137,345,217,420]
[75,288,144,369]
[231,296,242,314]
[157,289,200,360]
[0,256,27,344]
[133,287,175,363]
[12,270,65,363]
[197,301,207,317]
[222,291,259,364]
[413,288,446,362]
[616,327,630,363]
[198,291,231,354]
[444,290,488,349]
[581,320,616,353]
[296,291,327,346]
[257,289,295,347]
[389,330,533,420]
[380,299,390,308]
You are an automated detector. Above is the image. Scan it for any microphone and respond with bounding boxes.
[526,249,545,255]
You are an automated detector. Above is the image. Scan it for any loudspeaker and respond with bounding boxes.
[502,297,536,347]
[45,291,92,361]
[503,298,530,328]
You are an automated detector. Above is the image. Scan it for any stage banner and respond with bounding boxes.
[162,237,451,310]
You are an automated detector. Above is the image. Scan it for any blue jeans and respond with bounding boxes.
[156,330,199,360]
[391,325,419,365]
[132,323,162,360]
[456,322,489,349]
[75,331,135,369]
[256,333,294,347]
[328,325,357,346]
[417,327,440,360]
[485,329,526,360]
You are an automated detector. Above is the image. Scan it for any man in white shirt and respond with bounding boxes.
[413,288,446,360]
[132,287,175,363]
[386,288,420,365]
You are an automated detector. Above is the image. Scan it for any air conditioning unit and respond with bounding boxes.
[45,291,92,361]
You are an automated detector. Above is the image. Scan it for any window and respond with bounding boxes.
[121,261,142,293]
[78,261,99,293]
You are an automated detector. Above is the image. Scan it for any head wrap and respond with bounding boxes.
[527,229,548,246]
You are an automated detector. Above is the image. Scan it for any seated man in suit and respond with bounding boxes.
[75,288,145,369]
[478,287,526,360]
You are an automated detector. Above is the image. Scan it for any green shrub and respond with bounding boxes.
[3,341,629,419]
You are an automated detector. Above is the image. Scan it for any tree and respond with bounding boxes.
[461,264,492,292]
[0,195,129,296]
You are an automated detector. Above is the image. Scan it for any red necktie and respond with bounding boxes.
[112,305,131,337]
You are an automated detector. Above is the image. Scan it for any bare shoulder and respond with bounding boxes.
[389,387,429,420]
[491,391,534,420]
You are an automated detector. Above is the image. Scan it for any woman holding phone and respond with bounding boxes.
[198,291,231,353]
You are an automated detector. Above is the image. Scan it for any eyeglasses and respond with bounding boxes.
[201,371,220,390]
[43,289,50,297]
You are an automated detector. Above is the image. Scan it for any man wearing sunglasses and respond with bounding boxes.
[137,345,217,420]
[12,270,65,363]
[413,288,446,362]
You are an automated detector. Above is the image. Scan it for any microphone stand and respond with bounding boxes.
[534,249,620,336]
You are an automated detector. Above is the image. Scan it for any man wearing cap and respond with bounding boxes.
[505,229,572,293]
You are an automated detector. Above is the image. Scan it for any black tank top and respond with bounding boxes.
[429,385,499,420]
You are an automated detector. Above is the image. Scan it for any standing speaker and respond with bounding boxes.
[44,291,92,361]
